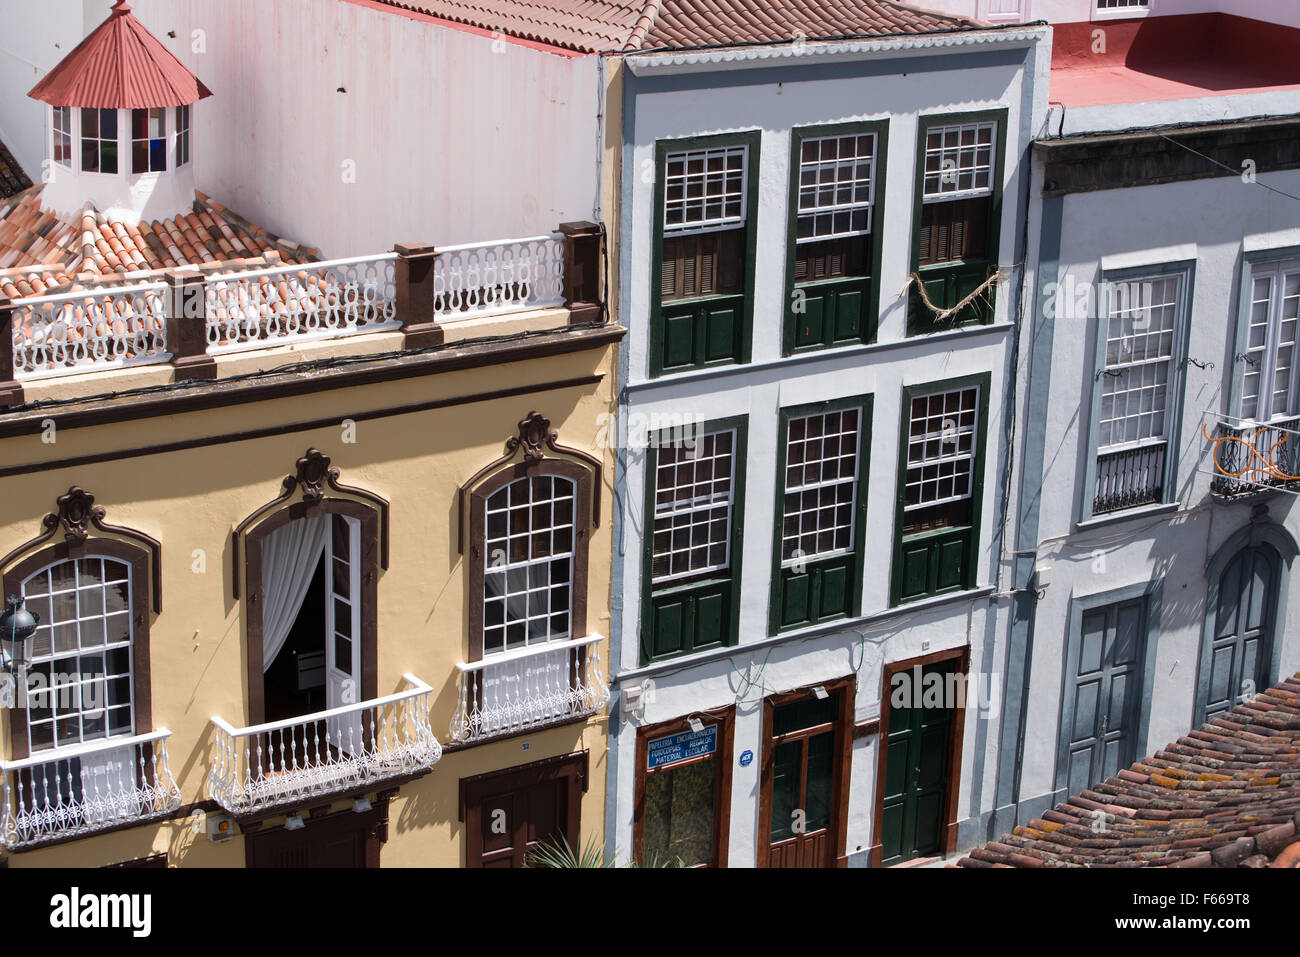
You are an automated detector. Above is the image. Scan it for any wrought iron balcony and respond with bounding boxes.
[1093,441,1167,515]
[208,675,441,815]
[451,634,610,745]
[1203,413,1300,499]
[1,729,182,850]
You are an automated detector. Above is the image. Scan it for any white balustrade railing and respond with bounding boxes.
[207,674,441,814]
[434,233,566,322]
[11,282,170,380]
[451,634,609,744]
[1,729,182,849]
[205,253,400,355]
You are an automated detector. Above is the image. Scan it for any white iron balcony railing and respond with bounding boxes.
[1203,412,1300,498]
[10,282,171,381]
[451,634,609,745]
[1,729,182,849]
[208,675,441,815]
[434,233,565,322]
[1093,440,1167,515]
[205,253,400,355]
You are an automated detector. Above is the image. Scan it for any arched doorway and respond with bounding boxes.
[1195,519,1296,726]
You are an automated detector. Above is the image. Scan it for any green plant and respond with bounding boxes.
[524,834,685,868]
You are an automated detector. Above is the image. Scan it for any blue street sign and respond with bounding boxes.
[739,749,754,767]
[647,725,718,770]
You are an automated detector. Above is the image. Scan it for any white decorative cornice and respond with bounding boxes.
[624,26,1048,76]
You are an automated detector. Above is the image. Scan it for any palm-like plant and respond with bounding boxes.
[524,834,684,868]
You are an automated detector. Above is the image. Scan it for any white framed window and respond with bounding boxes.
[175,105,191,167]
[904,387,979,512]
[781,409,860,563]
[19,558,135,753]
[663,146,748,235]
[923,122,997,203]
[1096,0,1148,10]
[80,108,118,174]
[652,430,735,583]
[1097,276,1181,449]
[131,108,167,174]
[796,134,875,242]
[52,106,72,168]
[1240,260,1300,423]
[483,475,575,655]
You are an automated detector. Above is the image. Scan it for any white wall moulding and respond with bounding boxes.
[207,674,441,815]
[9,282,171,381]
[204,254,401,355]
[450,634,609,745]
[1203,412,1300,499]
[433,233,566,323]
[0,729,181,849]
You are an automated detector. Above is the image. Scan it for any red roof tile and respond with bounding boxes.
[0,185,319,300]
[28,1,213,109]
[372,0,980,54]
[957,674,1300,868]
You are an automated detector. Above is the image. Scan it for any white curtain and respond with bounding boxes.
[261,515,329,672]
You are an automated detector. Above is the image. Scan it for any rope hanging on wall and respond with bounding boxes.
[905,268,1006,326]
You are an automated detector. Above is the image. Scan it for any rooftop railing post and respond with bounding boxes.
[559,221,604,325]
[167,269,217,381]
[0,297,23,408]
[396,242,443,350]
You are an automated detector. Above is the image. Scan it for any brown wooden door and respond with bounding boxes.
[461,752,587,868]
[759,679,853,868]
[245,804,385,868]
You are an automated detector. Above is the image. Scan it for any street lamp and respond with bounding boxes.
[0,596,38,673]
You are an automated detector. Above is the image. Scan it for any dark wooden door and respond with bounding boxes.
[1199,546,1277,723]
[762,687,849,868]
[879,660,955,866]
[1063,599,1145,796]
[245,804,384,868]
[461,752,586,868]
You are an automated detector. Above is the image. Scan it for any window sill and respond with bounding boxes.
[1075,500,1180,532]
[1091,7,1151,22]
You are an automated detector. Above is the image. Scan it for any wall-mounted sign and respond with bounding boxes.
[739,749,754,767]
[647,725,718,770]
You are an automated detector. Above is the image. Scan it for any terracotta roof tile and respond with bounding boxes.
[957,675,1300,868]
[0,139,32,201]
[373,0,980,53]
[0,184,320,297]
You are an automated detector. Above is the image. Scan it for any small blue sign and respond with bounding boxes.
[739,749,754,768]
[647,725,718,770]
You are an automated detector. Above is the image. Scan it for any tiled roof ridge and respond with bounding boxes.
[193,191,323,263]
[956,674,1300,869]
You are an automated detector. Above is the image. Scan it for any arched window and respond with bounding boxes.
[482,473,577,655]
[18,555,138,753]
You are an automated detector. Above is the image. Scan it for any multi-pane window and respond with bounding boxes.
[1097,0,1147,9]
[80,108,118,174]
[483,475,575,655]
[661,147,748,303]
[52,106,72,167]
[1240,262,1300,422]
[1092,275,1181,515]
[175,105,191,167]
[651,431,735,583]
[781,410,860,564]
[903,387,979,532]
[795,134,875,284]
[1098,277,1180,447]
[919,121,997,266]
[19,558,135,753]
[131,108,167,173]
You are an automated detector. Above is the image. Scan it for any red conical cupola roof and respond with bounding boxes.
[28,1,212,109]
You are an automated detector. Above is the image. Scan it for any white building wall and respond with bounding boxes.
[610,34,1050,864]
[68,0,600,256]
[1016,167,1300,805]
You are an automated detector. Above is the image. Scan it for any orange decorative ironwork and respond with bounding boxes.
[1203,421,1300,481]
